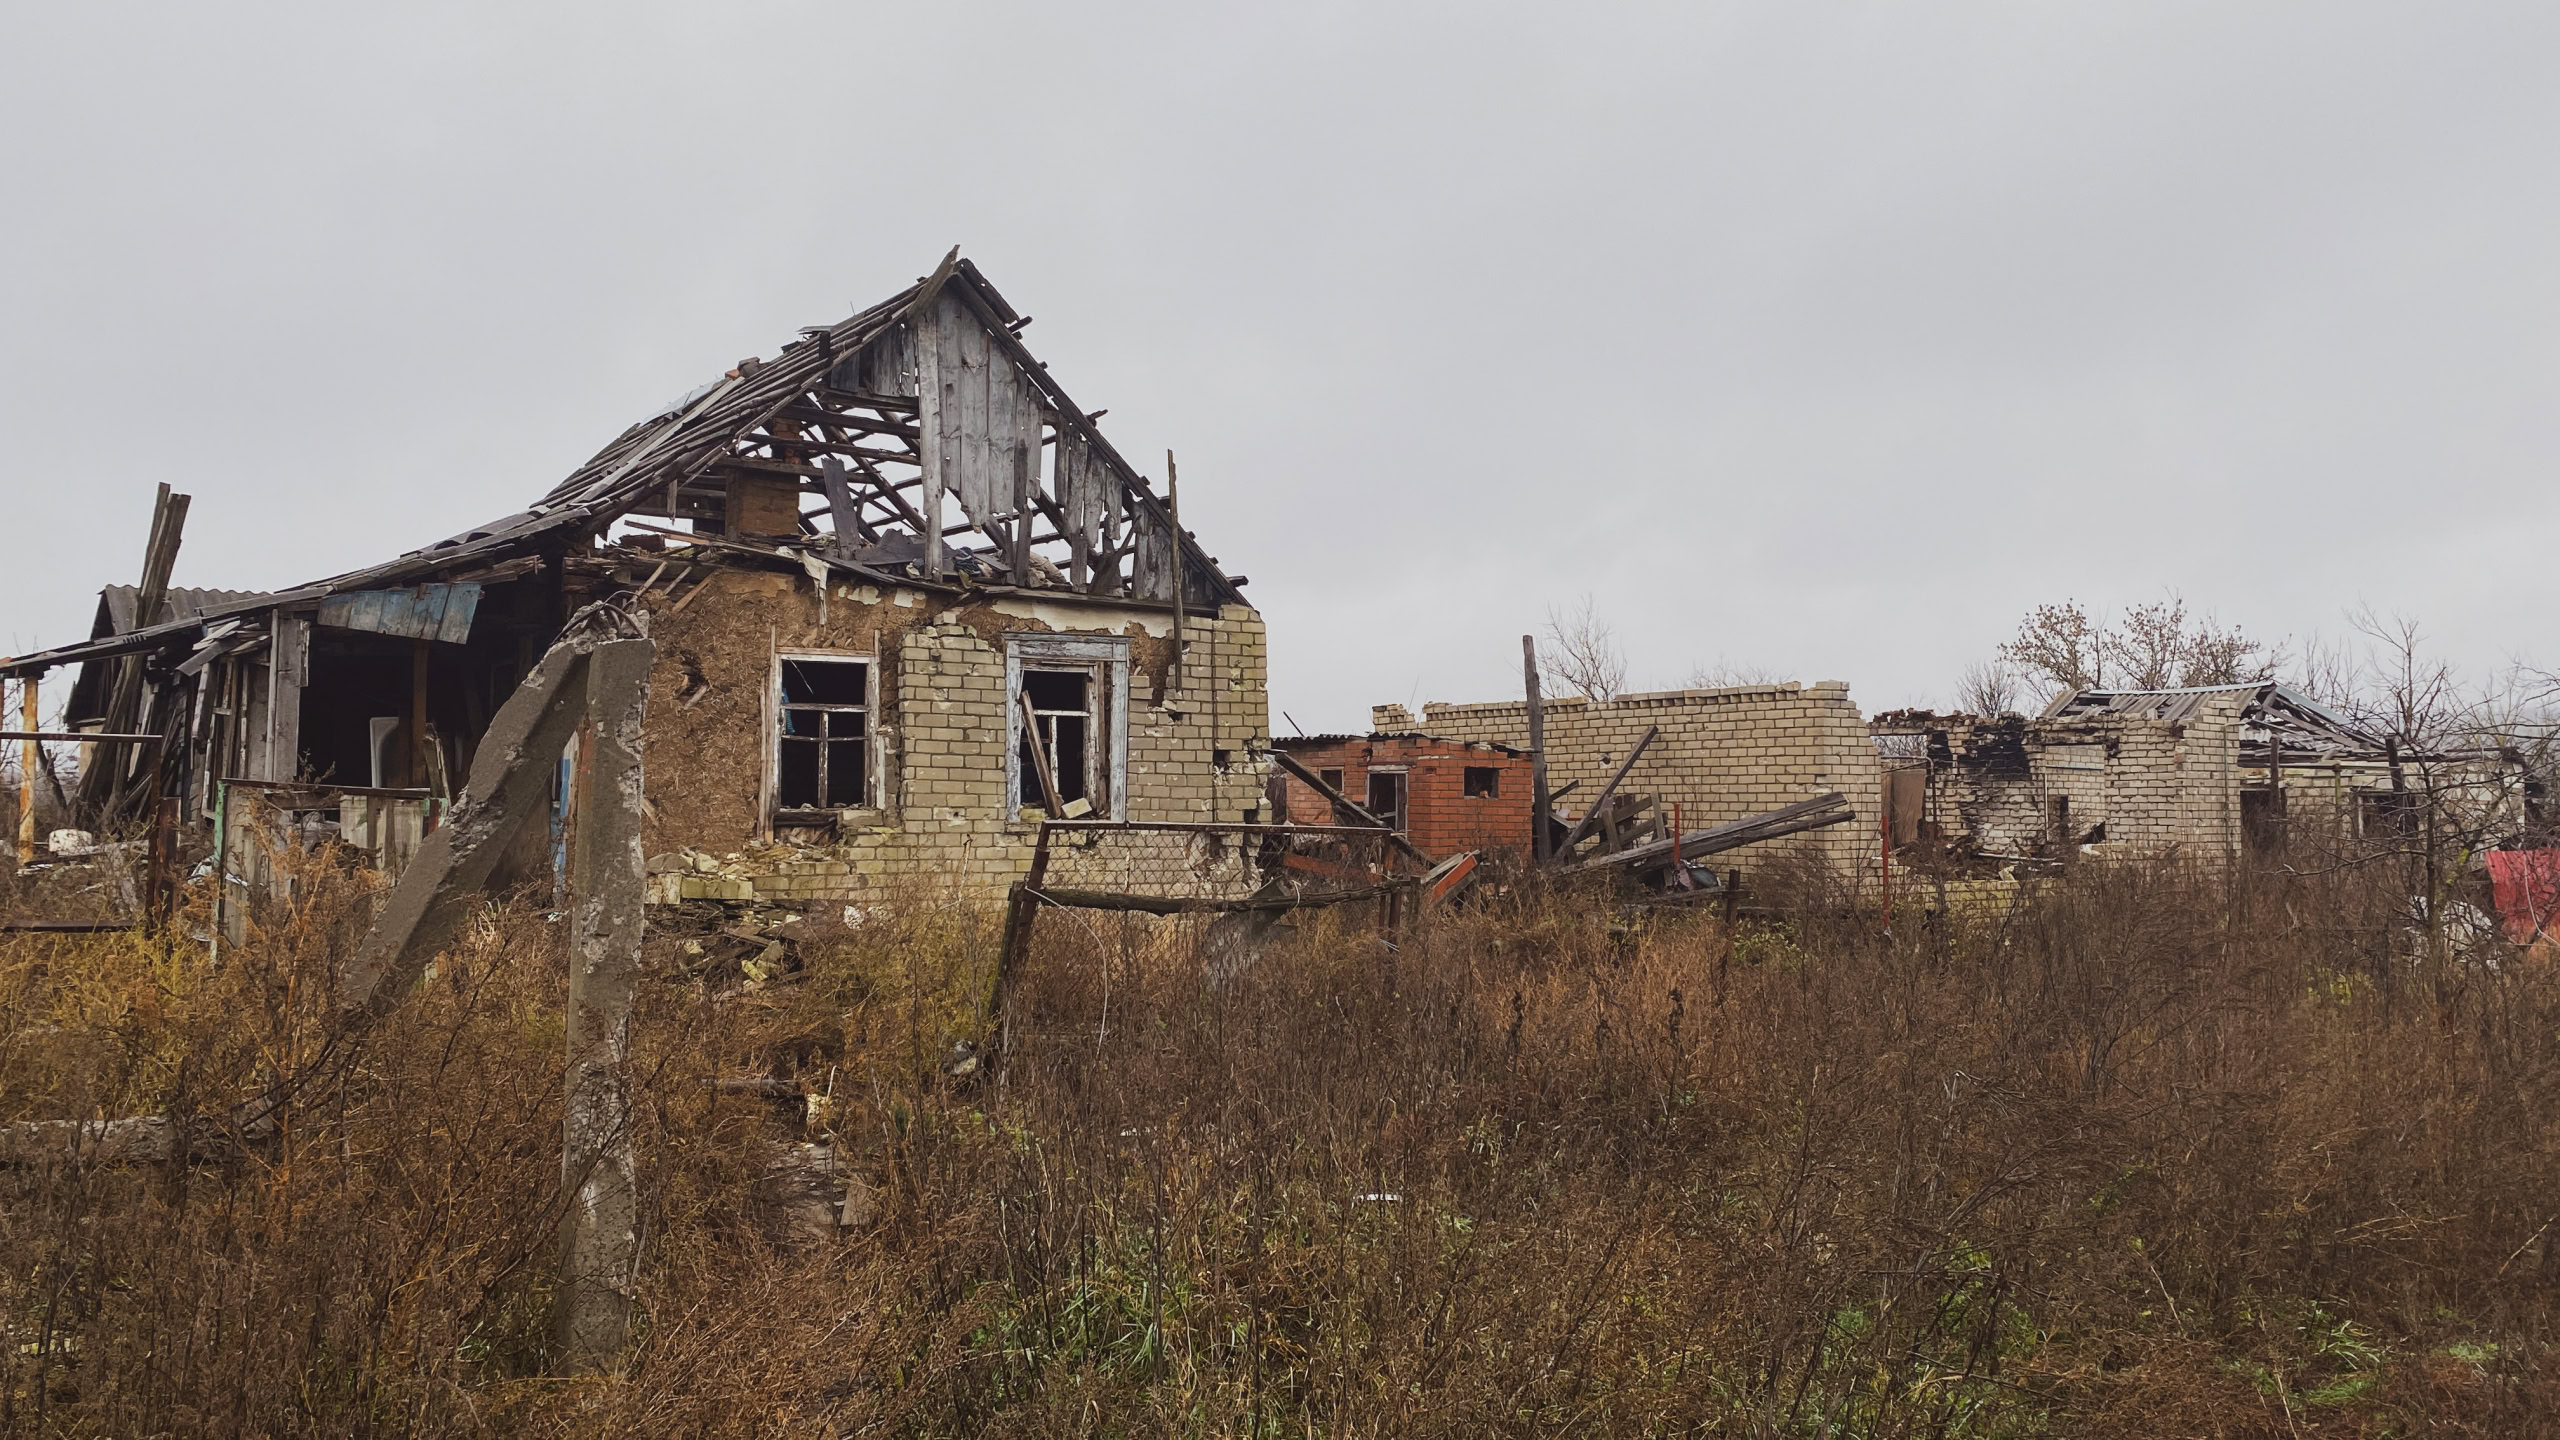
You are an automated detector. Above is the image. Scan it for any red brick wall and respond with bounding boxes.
[1274,735,1533,859]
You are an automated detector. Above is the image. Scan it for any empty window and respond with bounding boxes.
[1367,770,1408,832]
[2359,789,2414,840]
[1319,768,1345,793]
[1464,766,1500,798]
[777,656,869,810]
[1016,666,1098,814]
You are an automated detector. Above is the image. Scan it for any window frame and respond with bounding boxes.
[1365,765,1410,833]
[767,649,880,820]
[1005,634,1130,820]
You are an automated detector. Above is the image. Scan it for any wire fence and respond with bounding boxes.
[992,821,1427,1061]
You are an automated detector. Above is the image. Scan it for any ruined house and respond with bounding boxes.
[1871,681,2530,862]
[3,254,1270,905]
[1269,730,1536,860]
[1396,682,1884,879]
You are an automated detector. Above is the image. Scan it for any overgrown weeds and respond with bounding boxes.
[3,853,2554,1435]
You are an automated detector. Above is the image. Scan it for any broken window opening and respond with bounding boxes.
[1319,768,1345,793]
[777,656,870,811]
[1367,770,1409,833]
[1016,666,1099,816]
[1463,766,1500,798]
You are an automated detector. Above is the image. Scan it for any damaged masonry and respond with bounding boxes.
[4,252,1270,908]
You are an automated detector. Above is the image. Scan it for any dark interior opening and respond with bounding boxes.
[1366,770,1407,832]
[778,657,869,810]
[1464,766,1499,798]
[1018,668,1093,810]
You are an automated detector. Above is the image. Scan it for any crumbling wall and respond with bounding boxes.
[1271,733,1536,858]
[1914,695,2254,858]
[1417,682,1881,877]
[1128,604,1270,823]
[637,570,1268,906]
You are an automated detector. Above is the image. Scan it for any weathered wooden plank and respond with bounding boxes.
[1525,636,1551,863]
[916,306,948,575]
[1553,724,1659,861]
[1558,793,1855,877]
[315,583,484,645]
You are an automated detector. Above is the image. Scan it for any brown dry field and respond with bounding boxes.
[3,851,2554,1437]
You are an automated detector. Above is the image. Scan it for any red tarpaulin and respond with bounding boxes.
[2486,849,2560,946]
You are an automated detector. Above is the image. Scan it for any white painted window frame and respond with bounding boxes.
[1005,634,1130,820]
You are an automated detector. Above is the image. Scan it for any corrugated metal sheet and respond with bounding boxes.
[97,585,275,637]
[2044,682,2389,757]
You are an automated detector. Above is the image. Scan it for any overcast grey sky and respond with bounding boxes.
[4,2,2554,731]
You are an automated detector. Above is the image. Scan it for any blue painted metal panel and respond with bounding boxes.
[316,583,482,644]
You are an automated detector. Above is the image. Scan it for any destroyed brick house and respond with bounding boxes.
[1393,682,1886,883]
[1870,681,2536,863]
[1269,731,1536,860]
[4,254,1270,906]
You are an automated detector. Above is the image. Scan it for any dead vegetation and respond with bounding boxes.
[3,851,2556,1436]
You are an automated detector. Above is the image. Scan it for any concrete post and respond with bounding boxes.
[555,637,652,1371]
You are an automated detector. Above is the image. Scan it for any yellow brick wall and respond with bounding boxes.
[1416,682,1883,879]
[642,575,1269,907]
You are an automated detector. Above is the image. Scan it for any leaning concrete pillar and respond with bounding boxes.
[556,636,652,1371]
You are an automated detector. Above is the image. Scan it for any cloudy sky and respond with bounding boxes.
[4,3,2554,731]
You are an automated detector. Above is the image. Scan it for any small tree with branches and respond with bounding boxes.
[1541,595,1628,702]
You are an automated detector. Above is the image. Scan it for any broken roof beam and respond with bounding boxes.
[1559,793,1857,878]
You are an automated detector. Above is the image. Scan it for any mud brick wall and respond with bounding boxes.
[1416,682,1882,877]
[638,569,1268,906]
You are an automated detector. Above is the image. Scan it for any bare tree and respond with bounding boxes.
[1682,658,1785,691]
[1541,595,1627,702]
[1998,601,2106,703]
[1998,594,2272,704]
[1952,660,2021,716]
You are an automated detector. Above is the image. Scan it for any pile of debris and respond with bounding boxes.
[1534,722,1855,894]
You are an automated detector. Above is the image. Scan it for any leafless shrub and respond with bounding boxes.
[1953,659,2021,716]
[1682,657,1786,690]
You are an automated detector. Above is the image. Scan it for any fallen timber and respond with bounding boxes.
[1557,792,1856,877]
[1031,880,1415,915]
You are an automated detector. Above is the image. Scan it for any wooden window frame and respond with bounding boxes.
[1005,635,1129,820]
[767,649,880,821]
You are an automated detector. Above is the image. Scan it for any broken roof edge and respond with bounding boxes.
[3,252,1246,676]
[1273,732,1533,756]
[1419,680,1853,715]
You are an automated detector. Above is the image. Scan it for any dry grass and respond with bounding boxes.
[3,851,2555,1436]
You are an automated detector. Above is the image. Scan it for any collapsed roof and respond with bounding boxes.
[6,251,1243,678]
[2044,681,2394,763]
